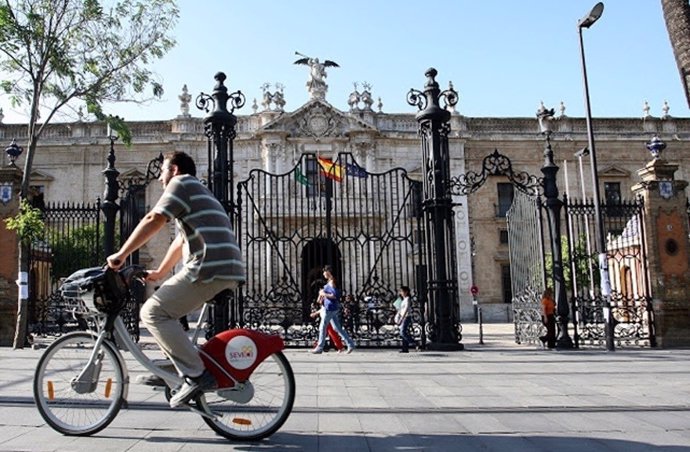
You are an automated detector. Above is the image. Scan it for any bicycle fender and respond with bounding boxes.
[200,329,285,387]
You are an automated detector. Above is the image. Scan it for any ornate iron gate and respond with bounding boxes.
[566,198,655,347]
[507,190,547,344]
[237,152,425,347]
[28,200,102,336]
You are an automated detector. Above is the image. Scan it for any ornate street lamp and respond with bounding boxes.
[5,139,23,166]
[537,103,573,349]
[102,124,120,257]
[578,2,614,351]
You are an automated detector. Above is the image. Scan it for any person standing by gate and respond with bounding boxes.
[311,265,355,354]
[540,287,556,349]
[395,286,416,353]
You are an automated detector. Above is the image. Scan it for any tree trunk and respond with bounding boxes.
[12,241,30,349]
[661,0,690,108]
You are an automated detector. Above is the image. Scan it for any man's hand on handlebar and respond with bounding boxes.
[106,252,128,271]
[145,269,166,282]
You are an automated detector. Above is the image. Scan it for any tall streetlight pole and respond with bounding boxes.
[578,2,615,351]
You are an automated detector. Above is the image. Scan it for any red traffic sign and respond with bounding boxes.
[470,285,479,295]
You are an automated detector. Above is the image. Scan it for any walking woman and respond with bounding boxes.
[311,265,356,354]
[540,287,556,349]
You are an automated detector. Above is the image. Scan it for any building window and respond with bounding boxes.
[304,156,325,198]
[499,229,509,244]
[501,264,512,303]
[604,182,621,204]
[496,183,514,217]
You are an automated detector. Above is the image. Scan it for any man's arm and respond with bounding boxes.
[107,212,168,269]
[147,234,184,281]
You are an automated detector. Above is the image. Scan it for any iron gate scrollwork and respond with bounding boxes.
[117,153,163,341]
[507,190,546,344]
[237,152,425,347]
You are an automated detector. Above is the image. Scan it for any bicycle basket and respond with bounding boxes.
[89,268,130,315]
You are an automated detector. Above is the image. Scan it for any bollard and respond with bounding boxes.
[478,306,484,345]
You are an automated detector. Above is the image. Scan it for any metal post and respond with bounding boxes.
[538,105,574,349]
[197,72,244,334]
[102,129,119,258]
[407,68,462,351]
[578,2,614,351]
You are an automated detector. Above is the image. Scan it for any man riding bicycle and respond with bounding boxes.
[107,151,245,407]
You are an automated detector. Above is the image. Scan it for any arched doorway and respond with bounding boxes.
[301,238,341,321]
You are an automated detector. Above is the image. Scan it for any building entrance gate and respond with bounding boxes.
[236,151,425,347]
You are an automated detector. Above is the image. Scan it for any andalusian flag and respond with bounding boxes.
[294,167,310,186]
[317,157,344,182]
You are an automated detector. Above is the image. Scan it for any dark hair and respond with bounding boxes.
[165,151,196,177]
[322,265,337,287]
[399,286,411,297]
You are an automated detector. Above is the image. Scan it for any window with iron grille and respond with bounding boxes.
[604,182,621,204]
[497,183,514,217]
[501,264,512,303]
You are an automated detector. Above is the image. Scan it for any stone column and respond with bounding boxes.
[632,156,690,347]
[0,165,22,346]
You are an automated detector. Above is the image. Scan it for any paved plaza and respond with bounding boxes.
[1,323,689,451]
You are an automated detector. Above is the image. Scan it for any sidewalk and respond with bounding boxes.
[1,324,689,451]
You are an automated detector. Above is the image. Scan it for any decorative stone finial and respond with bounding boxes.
[178,84,191,117]
[662,100,670,119]
[559,101,567,118]
[377,97,383,113]
[643,100,651,119]
[0,107,4,124]
[646,135,666,160]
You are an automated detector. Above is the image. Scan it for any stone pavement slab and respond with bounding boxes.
[0,324,689,451]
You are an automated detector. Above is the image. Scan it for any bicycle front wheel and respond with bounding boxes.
[199,351,295,441]
[33,332,125,436]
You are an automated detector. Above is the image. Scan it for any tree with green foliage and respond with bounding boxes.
[545,234,599,294]
[4,198,45,245]
[0,0,178,347]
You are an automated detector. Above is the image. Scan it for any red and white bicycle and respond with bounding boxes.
[33,265,295,441]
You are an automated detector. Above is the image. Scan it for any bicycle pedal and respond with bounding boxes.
[186,403,219,421]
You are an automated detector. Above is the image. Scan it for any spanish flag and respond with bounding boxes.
[317,157,344,182]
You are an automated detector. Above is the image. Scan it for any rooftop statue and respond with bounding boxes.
[294,51,339,100]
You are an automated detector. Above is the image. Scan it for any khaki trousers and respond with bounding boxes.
[140,271,235,377]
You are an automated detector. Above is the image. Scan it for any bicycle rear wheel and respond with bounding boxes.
[199,351,295,441]
[33,332,125,435]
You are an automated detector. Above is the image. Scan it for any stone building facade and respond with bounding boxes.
[2,83,690,324]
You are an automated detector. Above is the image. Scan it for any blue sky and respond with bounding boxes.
[3,0,688,122]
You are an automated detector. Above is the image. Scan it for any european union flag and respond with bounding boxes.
[345,162,368,178]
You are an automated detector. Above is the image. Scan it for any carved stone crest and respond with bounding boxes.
[1,183,12,204]
[659,180,674,199]
[299,104,338,137]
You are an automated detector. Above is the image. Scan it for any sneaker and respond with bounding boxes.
[310,348,323,354]
[346,347,354,354]
[169,370,217,408]
[136,362,176,387]
[399,349,409,353]
[136,374,166,386]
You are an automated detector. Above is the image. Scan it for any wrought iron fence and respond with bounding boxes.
[565,197,654,347]
[29,201,102,337]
